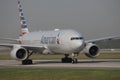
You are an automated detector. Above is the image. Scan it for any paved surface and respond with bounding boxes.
[0,59,120,69]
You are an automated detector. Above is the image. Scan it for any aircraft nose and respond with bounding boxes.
[75,40,83,47]
[72,40,85,51]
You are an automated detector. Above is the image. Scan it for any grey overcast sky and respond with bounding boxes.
[0,0,120,40]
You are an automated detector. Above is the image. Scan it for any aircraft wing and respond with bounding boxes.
[0,43,46,52]
[0,38,20,41]
[21,44,46,51]
[86,35,120,43]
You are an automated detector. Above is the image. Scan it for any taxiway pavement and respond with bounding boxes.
[0,59,120,69]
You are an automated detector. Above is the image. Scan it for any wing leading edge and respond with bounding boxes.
[86,35,120,43]
[0,43,46,52]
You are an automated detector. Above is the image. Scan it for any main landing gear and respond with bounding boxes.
[21,52,79,65]
[22,51,34,65]
[22,59,33,65]
[61,53,78,64]
[61,54,72,63]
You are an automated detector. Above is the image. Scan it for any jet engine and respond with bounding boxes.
[83,43,100,58]
[10,45,28,60]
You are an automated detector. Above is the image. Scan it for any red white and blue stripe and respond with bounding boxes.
[18,0,29,35]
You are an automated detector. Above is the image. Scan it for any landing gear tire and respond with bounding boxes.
[22,59,33,65]
[61,58,72,63]
[72,59,78,64]
[61,54,72,63]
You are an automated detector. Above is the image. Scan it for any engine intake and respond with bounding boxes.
[83,43,100,58]
[10,45,28,60]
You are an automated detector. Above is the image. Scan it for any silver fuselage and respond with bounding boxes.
[20,29,85,54]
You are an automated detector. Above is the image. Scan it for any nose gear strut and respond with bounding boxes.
[72,53,78,64]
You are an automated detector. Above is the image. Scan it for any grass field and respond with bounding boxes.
[0,52,120,60]
[0,68,119,80]
[0,52,120,80]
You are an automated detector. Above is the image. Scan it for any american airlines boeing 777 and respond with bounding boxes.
[0,0,119,65]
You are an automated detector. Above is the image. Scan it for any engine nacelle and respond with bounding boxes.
[83,43,100,58]
[10,45,28,60]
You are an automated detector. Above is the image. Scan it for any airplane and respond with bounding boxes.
[0,0,119,65]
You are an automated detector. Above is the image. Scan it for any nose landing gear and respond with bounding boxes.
[72,53,78,64]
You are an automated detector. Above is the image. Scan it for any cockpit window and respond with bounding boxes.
[71,37,84,40]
